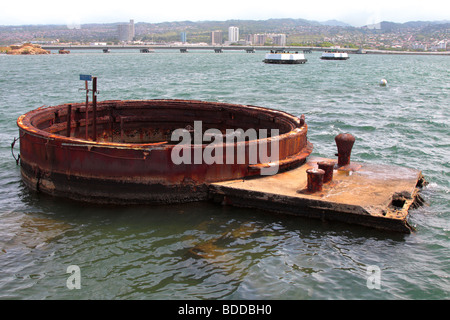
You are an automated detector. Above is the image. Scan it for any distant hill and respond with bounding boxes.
[1,17,448,46]
[144,18,321,33]
[319,20,352,27]
[363,20,450,31]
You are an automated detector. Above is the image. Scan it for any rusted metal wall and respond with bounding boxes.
[17,100,313,203]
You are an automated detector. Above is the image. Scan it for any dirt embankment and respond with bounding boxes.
[5,43,50,55]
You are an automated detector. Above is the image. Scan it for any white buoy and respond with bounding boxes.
[380,79,388,86]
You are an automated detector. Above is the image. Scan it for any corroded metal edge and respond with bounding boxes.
[208,183,422,234]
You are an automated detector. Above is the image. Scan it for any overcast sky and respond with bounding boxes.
[1,0,449,27]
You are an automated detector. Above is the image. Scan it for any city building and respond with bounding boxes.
[246,34,267,45]
[246,33,286,46]
[411,42,428,51]
[228,26,239,43]
[272,34,286,46]
[118,19,135,42]
[211,31,223,45]
[180,32,187,43]
[431,40,447,51]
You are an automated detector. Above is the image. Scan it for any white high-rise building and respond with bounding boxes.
[228,26,239,43]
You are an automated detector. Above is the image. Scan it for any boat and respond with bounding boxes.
[320,51,349,60]
[263,50,307,64]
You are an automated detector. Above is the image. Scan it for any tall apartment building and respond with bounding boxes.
[246,33,286,46]
[118,19,135,42]
[129,19,135,40]
[228,26,239,43]
[272,34,286,46]
[247,34,267,45]
[211,31,223,45]
[180,32,187,43]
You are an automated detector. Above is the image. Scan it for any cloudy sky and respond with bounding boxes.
[1,0,449,27]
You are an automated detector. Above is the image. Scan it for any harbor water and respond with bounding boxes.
[0,50,448,299]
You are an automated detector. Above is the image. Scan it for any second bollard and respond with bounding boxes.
[317,161,334,183]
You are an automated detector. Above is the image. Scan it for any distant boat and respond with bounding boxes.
[263,50,307,64]
[320,51,349,60]
[140,48,155,53]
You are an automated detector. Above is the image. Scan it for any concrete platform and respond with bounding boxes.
[209,157,426,233]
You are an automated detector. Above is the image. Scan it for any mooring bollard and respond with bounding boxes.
[306,168,325,192]
[317,161,334,183]
[335,133,355,167]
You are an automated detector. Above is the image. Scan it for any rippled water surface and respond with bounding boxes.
[0,50,449,299]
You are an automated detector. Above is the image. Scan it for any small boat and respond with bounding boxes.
[320,51,349,60]
[263,50,307,64]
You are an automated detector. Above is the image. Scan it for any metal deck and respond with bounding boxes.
[209,156,426,233]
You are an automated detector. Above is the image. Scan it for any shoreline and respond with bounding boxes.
[4,43,449,56]
[362,49,450,56]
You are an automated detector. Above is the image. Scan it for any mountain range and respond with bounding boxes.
[363,20,450,30]
[1,18,448,46]
[134,18,449,30]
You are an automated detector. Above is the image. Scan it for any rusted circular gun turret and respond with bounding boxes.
[17,99,313,204]
[335,133,355,167]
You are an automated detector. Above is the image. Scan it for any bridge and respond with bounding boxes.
[42,44,360,54]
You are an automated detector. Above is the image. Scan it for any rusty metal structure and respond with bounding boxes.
[14,78,426,233]
[17,99,313,204]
